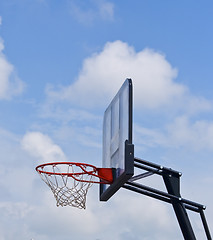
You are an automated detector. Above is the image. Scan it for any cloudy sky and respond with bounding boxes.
[0,0,213,239]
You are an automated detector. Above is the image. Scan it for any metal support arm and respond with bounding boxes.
[122,157,212,240]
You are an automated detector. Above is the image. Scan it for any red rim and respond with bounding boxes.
[36,162,113,184]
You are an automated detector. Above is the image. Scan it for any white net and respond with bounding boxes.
[37,163,96,209]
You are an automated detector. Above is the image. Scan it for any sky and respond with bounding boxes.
[0,0,213,239]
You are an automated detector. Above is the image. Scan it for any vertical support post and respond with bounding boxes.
[163,174,196,240]
[200,209,212,240]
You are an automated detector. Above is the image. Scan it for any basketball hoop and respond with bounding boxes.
[36,162,113,209]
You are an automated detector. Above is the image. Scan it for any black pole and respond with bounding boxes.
[124,157,212,239]
[124,181,202,212]
[163,174,196,240]
[200,209,212,240]
[124,177,211,239]
[134,157,181,177]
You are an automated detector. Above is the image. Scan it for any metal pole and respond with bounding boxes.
[128,157,212,239]
[125,181,203,212]
[163,174,196,240]
[134,157,181,177]
[200,209,212,240]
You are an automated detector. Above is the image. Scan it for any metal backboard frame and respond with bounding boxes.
[100,79,134,201]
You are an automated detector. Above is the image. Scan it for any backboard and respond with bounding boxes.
[100,78,134,201]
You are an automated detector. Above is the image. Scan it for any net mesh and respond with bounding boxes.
[37,163,96,209]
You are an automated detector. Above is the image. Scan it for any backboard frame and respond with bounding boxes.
[100,78,134,201]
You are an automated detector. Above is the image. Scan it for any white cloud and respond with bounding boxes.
[7,188,179,240]
[46,40,193,110]
[96,0,114,21]
[1,127,209,240]
[167,116,213,150]
[134,124,167,149]
[69,0,114,24]
[21,132,66,163]
[40,101,101,123]
[135,115,213,151]
[0,37,25,100]
[43,40,213,153]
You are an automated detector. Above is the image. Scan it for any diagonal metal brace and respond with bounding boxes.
[128,171,154,182]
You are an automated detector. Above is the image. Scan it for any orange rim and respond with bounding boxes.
[36,162,113,184]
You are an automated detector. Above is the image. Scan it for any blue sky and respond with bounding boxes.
[0,0,213,239]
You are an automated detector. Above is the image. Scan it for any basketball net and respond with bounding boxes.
[36,162,112,209]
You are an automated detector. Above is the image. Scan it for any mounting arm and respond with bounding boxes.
[123,157,212,240]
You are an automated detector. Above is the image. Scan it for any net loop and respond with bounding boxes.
[36,162,112,209]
